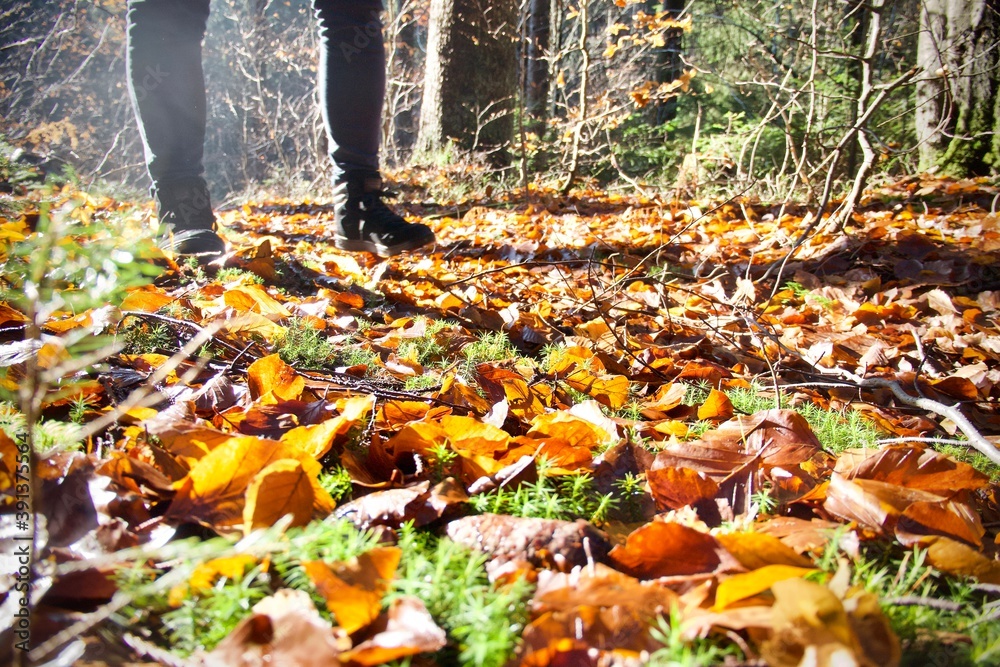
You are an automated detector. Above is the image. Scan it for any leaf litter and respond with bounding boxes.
[2,174,1000,665]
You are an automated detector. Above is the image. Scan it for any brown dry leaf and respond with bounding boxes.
[522,606,662,658]
[716,531,816,570]
[334,479,468,529]
[446,514,610,570]
[607,521,728,579]
[844,444,989,496]
[199,588,351,667]
[923,536,1000,584]
[697,388,734,422]
[823,473,945,536]
[714,565,818,610]
[744,409,823,466]
[340,596,447,665]
[247,354,305,402]
[646,466,719,511]
[531,562,679,617]
[243,459,316,532]
[167,435,334,530]
[756,517,845,555]
[895,499,985,548]
[303,546,402,634]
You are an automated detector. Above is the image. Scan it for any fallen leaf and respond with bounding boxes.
[714,565,818,610]
[199,589,351,667]
[167,435,334,530]
[924,536,1000,584]
[446,514,610,570]
[243,459,315,532]
[647,466,719,511]
[697,388,734,421]
[340,596,447,665]
[303,546,402,634]
[607,521,729,579]
[716,531,816,570]
[247,354,305,402]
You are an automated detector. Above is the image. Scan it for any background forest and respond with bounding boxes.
[2,0,997,204]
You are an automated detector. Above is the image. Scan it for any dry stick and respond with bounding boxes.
[762,53,917,292]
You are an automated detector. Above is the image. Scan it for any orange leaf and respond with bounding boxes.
[608,521,726,579]
[303,547,402,634]
[170,554,259,605]
[527,411,611,451]
[280,395,372,459]
[647,466,718,511]
[247,354,304,402]
[119,287,175,312]
[243,459,315,532]
[924,536,1000,584]
[224,284,291,319]
[340,596,447,665]
[564,369,630,409]
[697,388,734,421]
[166,435,334,530]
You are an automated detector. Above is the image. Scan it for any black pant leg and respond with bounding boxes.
[126,0,211,190]
[312,0,386,179]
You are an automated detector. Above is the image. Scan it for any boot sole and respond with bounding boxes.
[334,233,434,257]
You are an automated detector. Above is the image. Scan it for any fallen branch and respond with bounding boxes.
[857,375,1000,465]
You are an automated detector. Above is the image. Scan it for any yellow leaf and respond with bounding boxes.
[224,284,291,319]
[169,554,258,606]
[714,566,817,610]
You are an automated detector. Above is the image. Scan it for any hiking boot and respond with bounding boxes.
[333,171,434,257]
[153,178,226,262]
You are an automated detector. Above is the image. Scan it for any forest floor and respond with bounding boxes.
[2,169,1000,666]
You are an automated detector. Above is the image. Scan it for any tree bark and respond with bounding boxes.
[645,0,685,124]
[416,0,518,160]
[916,0,1000,175]
[525,0,551,128]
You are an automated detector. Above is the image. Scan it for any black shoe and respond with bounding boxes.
[153,178,225,263]
[333,171,434,257]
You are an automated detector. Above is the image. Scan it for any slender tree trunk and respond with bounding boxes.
[525,0,551,129]
[646,0,685,124]
[916,0,1000,175]
[416,0,518,161]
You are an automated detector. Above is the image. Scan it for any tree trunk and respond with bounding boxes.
[916,0,1000,175]
[646,0,685,124]
[525,0,551,128]
[416,0,518,160]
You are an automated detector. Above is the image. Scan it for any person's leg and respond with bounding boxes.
[312,0,434,256]
[127,0,224,258]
